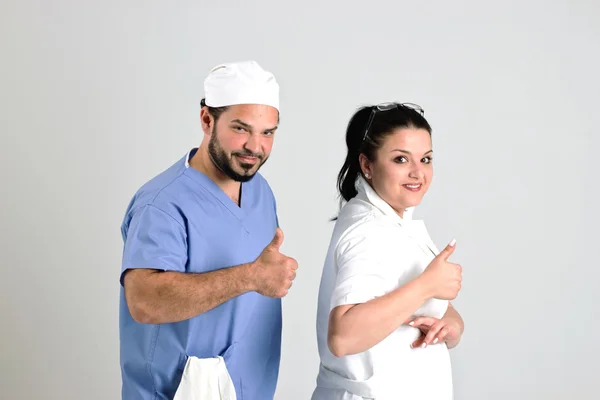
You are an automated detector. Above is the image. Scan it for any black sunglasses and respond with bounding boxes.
[361,102,425,143]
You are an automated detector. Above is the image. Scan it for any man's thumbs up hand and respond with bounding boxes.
[249,228,298,298]
[267,228,284,252]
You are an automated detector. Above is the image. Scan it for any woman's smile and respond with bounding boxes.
[402,183,423,192]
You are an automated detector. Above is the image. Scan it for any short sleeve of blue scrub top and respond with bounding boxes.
[120,204,187,285]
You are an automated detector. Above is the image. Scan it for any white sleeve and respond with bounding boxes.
[329,221,409,311]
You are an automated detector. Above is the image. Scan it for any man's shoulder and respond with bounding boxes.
[122,155,189,221]
[251,171,271,189]
[250,172,277,202]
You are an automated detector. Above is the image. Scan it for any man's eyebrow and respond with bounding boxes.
[231,119,252,129]
[390,149,433,155]
[231,119,278,132]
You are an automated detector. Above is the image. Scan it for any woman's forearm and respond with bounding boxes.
[443,303,464,349]
[328,277,432,357]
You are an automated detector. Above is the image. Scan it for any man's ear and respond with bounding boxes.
[200,108,214,135]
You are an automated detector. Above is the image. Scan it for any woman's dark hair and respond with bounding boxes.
[336,103,433,203]
[200,98,228,122]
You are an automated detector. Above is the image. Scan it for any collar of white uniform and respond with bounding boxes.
[355,175,416,223]
[355,176,439,255]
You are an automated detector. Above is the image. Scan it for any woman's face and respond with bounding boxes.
[360,127,433,217]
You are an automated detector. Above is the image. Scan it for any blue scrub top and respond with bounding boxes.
[119,149,281,400]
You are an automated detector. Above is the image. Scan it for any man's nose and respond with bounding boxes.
[244,134,261,154]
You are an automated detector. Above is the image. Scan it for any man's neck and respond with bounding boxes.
[189,146,241,205]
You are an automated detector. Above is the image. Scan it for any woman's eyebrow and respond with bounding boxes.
[390,149,433,155]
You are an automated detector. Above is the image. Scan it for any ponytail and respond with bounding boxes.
[336,151,362,203]
[333,106,374,217]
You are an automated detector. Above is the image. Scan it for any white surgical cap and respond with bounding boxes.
[203,60,279,111]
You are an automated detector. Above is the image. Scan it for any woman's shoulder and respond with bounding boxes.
[333,200,407,252]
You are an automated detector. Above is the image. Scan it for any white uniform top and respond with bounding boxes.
[311,177,453,400]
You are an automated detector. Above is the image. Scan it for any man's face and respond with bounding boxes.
[206,104,279,182]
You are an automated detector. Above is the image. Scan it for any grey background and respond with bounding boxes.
[1,0,599,399]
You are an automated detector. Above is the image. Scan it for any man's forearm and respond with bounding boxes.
[443,302,464,349]
[125,264,256,324]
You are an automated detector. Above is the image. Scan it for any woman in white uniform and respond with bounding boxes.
[312,102,465,400]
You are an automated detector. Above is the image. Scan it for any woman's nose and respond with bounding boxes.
[408,166,424,180]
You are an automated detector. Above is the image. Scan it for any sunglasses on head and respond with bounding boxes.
[361,102,425,143]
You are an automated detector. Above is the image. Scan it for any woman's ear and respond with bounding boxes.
[358,153,372,179]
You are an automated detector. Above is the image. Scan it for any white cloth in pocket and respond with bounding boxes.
[173,355,237,400]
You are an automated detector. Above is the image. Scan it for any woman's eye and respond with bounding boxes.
[394,156,408,163]
[421,157,433,164]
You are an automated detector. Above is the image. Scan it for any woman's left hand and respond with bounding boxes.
[404,316,461,349]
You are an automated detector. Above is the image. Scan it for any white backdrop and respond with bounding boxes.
[1,1,599,399]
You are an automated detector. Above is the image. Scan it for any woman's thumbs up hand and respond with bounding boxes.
[420,239,462,300]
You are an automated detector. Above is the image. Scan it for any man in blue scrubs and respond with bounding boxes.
[119,60,297,399]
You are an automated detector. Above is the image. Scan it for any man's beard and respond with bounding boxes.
[208,126,267,183]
